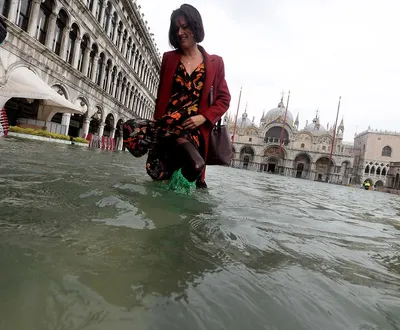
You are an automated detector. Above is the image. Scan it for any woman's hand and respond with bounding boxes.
[182,115,206,130]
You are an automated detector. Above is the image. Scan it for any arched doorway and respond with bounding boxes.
[240,146,254,170]
[375,180,384,190]
[261,146,285,174]
[265,157,279,173]
[104,113,115,137]
[294,154,311,179]
[315,157,334,182]
[89,107,102,134]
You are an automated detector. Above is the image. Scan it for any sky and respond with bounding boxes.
[138,0,400,142]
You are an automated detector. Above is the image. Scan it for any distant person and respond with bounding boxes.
[123,4,231,189]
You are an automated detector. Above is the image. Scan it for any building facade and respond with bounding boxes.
[352,129,400,188]
[227,98,354,184]
[0,0,160,143]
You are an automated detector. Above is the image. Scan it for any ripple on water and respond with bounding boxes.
[0,139,400,330]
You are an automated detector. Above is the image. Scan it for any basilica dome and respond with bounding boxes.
[303,115,330,136]
[237,110,255,128]
[262,100,294,127]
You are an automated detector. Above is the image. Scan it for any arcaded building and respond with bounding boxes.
[227,98,354,184]
[0,0,160,141]
[352,129,400,188]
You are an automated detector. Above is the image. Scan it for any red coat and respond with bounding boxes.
[154,46,231,182]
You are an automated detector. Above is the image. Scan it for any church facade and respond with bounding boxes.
[226,98,354,184]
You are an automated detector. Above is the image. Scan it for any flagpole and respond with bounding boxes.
[231,86,242,143]
[279,90,290,153]
[329,96,341,162]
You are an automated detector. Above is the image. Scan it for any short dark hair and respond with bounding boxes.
[168,4,205,50]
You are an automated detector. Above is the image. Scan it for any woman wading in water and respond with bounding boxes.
[123,4,231,190]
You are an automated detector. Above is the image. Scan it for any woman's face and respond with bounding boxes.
[175,16,196,50]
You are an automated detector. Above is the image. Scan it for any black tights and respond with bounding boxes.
[168,138,205,182]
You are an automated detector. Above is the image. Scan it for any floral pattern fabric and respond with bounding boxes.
[123,61,206,180]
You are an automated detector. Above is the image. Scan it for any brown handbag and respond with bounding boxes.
[206,85,232,166]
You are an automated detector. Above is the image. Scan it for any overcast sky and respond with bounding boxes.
[138,0,399,142]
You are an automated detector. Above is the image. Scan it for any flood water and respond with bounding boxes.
[0,137,399,330]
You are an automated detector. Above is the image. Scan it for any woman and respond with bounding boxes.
[123,4,231,189]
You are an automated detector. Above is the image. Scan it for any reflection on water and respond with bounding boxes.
[0,137,399,330]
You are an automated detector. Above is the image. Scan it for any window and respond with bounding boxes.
[382,146,392,157]
[18,0,32,32]
[301,143,305,148]
[249,138,252,142]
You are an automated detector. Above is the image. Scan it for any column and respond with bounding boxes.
[99,3,106,26]
[92,0,99,18]
[82,118,90,138]
[71,37,81,69]
[112,19,119,44]
[110,81,116,97]
[60,25,70,60]
[8,0,20,24]
[61,113,71,135]
[82,48,91,75]
[27,0,42,37]
[110,128,115,139]
[45,13,57,49]
[118,86,123,103]
[104,69,111,90]
[98,122,105,137]
[129,94,134,110]
[91,56,99,83]
[121,88,126,105]
[106,10,113,36]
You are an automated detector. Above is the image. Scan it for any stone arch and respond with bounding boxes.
[50,83,70,100]
[261,146,286,173]
[240,145,255,170]
[54,8,69,55]
[104,112,115,137]
[364,178,374,186]
[381,167,387,176]
[37,0,56,45]
[370,166,376,175]
[88,106,103,134]
[6,63,41,79]
[375,180,384,189]
[264,125,290,145]
[315,156,334,181]
[294,153,312,178]
[365,165,370,174]
[74,96,90,111]
[67,23,80,64]
[48,84,72,124]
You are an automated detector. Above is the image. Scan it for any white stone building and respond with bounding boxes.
[226,97,354,184]
[0,0,160,143]
[352,129,400,188]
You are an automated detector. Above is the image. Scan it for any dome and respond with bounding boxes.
[304,118,329,136]
[263,100,294,127]
[237,109,255,128]
[237,117,253,128]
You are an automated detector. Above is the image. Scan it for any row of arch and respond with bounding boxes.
[1,0,158,117]
[236,144,352,167]
[364,164,388,176]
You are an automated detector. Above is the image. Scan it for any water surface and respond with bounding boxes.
[0,137,399,330]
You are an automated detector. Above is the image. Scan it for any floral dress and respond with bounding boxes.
[123,62,206,180]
